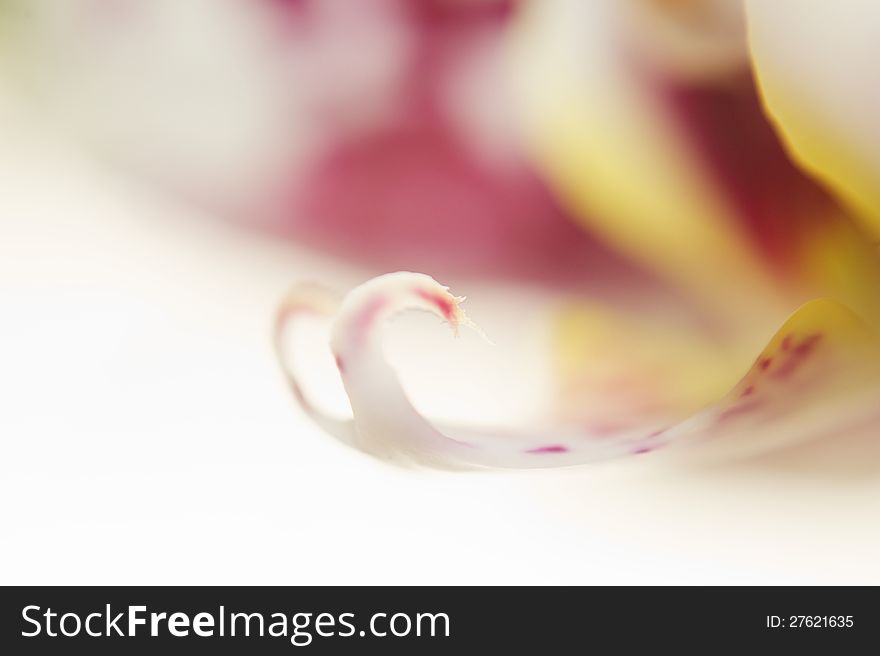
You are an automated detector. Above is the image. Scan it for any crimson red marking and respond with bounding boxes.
[793,334,822,358]
[525,444,569,454]
[414,288,455,321]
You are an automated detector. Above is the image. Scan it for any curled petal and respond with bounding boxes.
[274,283,356,446]
[277,273,880,469]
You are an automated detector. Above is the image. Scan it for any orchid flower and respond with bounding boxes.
[5,0,879,468]
[276,0,880,469]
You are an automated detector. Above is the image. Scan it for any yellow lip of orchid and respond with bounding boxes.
[275,272,880,470]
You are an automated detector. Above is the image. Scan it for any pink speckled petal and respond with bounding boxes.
[276,273,880,469]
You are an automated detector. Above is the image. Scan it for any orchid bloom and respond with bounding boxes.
[276,0,880,469]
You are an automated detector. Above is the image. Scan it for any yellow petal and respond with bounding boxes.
[553,301,746,429]
[746,0,880,236]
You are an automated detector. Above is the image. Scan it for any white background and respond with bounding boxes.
[2,84,880,586]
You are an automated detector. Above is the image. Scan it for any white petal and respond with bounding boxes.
[277,273,880,469]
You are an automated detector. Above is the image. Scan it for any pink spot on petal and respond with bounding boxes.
[526,444,569,454]
[772,334,823,380]
[758,357,773,371]
[633,445,655,455]
[793,333,822,358]
[334,355,345,374]
[739,385,755,398]
[772,361,798,380]
[717,400,763,423]
[414,288,456,321]
[352,297,387,347]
